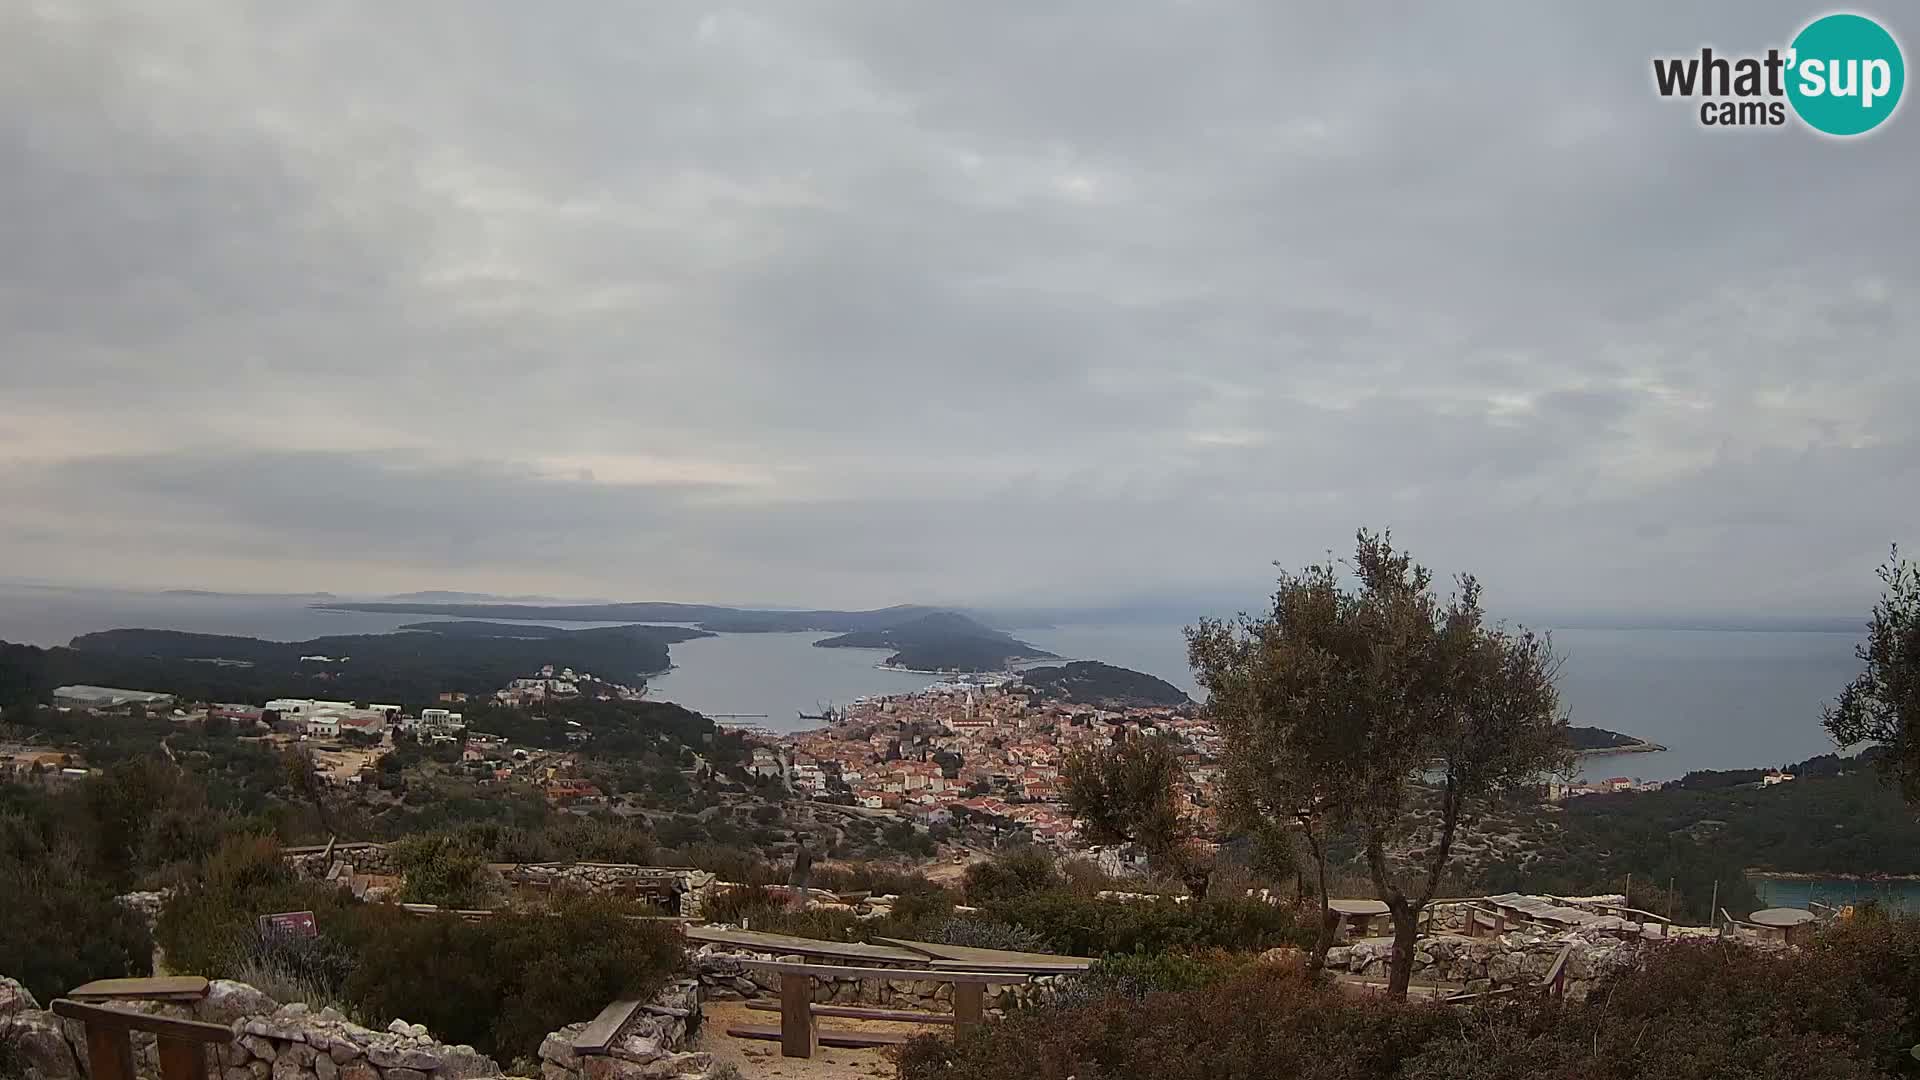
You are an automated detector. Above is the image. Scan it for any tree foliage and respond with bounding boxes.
[1190,530,1570,998]
[1823,546,1920,802]
[1060,732,1185,857]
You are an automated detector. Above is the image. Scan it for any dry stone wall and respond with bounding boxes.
[534,980,710,1080]
[0,976,717,1080]
[1325,927,1642,1001]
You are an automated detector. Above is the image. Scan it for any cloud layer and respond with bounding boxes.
[2,1,1915,615]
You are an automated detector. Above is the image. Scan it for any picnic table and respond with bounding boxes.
[1748,907,1818,945]
[722,960,1028,1059]
[1327,899,1392,938]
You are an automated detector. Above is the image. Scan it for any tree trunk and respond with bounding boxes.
[1386,901,1420,998]
[1303,823,1334,974]
[1363,828,1417,1001]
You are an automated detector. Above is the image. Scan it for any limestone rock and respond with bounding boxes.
[4,1011,83,1080]
[366,1045,442,1070]
[314,1054,337,1080]
[0,976,40,1016]
[638,1051,712,1078]
[382,1069,430,1080]
[337,1063,378,1080]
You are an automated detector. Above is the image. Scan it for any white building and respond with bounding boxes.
[305,715,341,738]
[402,708,464,734]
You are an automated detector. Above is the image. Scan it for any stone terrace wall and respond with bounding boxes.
[1326,927,1642,1001]
[690,944,1063,1014]
[283,845,717,919]
[0,975,719,1080]
[0,977,498,1080]
[285,843,403,879]
[534,980,710,1080]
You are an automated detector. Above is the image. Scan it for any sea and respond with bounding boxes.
[2,582,1890,901]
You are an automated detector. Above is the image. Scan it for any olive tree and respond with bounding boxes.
[1061,731,1191,886]
[1191,530,1569,998]
[1823,546,1920,801]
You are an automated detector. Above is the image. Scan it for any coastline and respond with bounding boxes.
[1575,739,1668,757]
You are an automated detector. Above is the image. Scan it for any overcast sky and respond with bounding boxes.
[1,2,1915,617]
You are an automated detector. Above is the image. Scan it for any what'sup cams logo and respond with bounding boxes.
[1653,12,1904,135]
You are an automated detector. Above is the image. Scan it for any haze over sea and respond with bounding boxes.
[0,584,1863,784]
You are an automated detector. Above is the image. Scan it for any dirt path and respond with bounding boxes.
[696,1000,944,1079]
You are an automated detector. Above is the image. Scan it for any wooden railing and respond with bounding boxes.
[50,999,231,1080]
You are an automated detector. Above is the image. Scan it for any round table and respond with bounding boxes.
[1327,899,1391,938]
[1748,907,1817,945]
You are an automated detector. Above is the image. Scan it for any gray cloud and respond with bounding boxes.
[1,1,1915,616]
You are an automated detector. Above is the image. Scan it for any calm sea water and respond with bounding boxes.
[0,587,1864,782]
[1752,877,1920,913]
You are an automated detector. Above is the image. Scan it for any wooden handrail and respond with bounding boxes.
[51,999,232,1080]
[732,960,1029,984]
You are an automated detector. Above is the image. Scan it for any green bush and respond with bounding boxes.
[899,965,1453,1080]
[388,832,496,908]
[963,848,1058,903]
[341,893,684,1061]
[1048,950,1246,1008]
[979,890,1311,957]
[0,810,153,1003]
[933,916,1051,955]
[899,919,1920,1080]
[154,834,355,977]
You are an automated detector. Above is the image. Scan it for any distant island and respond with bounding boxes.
[316,599,953,634]
[321,599,1054,674]
[1017,660,1191,708]
[812,612,1057,673]
[1569,725,1666,755]
[0,622,708,709]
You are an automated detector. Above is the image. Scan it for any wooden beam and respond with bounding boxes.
[68,977,210,1002]
[50,1001,233,1044]
[725,1024,909,1049]
[733,960,1028,985]
[157,1035,211,1080]
[569,999,643,1055]
[779,972,817,1059]
[953,982,985,1029]
[745,1002,955,1024]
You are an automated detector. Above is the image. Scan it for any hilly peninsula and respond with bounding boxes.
[1017,660,1192,708]
[811,612,1056,673]
[0,622,707,708]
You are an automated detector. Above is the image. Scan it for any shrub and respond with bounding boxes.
[933,916,1051,955]
[899,921,1920,1080]
[341,893,684,1061]
[979,890,1311,957]
[963,848,1058,903]
[388,832,498,908]
[0,810,153,1003]
[1047,950,1246,1008]
[154,834,354,978]
[899,965,1454,1080]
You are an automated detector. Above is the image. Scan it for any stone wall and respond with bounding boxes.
[534,980,710,1080]
[284,843,402,879]
[690,945,1063,1013]
[283,845,717,919]
[1324,927,1641,1001]
[2,976,499,1080]
[0,975,720,1080]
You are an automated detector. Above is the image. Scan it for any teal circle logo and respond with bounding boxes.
[1787,13,1905,135]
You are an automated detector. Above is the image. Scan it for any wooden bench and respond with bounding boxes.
[722,960,1029,1059]
[52,999,232,1080]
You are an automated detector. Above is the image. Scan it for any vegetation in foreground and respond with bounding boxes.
[900,909,1920,1080]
